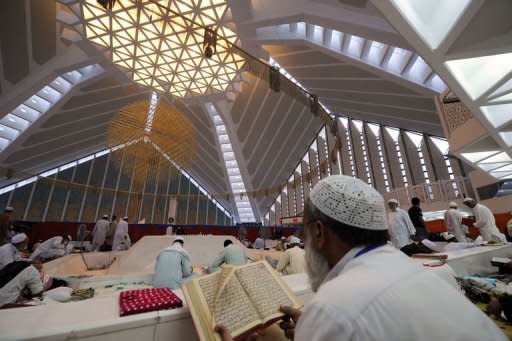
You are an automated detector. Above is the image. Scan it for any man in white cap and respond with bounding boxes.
[90,214,110,251]
[112,216,131,251]
[0,233,29,270]
[30,235,72,261]
[463,198,506,242]
[214,175,506,341]
[387,198,416,249]
[153,236,195,289]
[444,202,469,242]
[276,236,306,275]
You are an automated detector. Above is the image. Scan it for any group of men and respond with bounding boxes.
[90,215,131,252]
[387,195,507,251]
[0,232,69,307]
[216,175,507,340]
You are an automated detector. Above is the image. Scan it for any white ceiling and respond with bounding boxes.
[0,0,464,222]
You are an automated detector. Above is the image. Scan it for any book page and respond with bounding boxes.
[235,262,300,321]
[212,272,261,336]
[197,271,221,313]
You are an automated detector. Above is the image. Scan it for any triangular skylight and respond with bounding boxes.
[390,0,472,50]
[405,131,423,148]
[481,103,512,128]
[430,136,449,154]
[367,123,380,137]
[445,52,512,100]
[385,127,400,142]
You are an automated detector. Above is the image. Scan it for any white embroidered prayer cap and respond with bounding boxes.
[122,216,129,220]
[449,202,458,208]
[11,233,28,244]
[290,236,301,244]
[309,175,387,231]
[102,214,109,219]
[463,197,474,203]
[387,198,399,205]
[4,206,13,212]
[174,236,184,242]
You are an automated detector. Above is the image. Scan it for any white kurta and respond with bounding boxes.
[472,203,506,242]
[91,218,110,251]
[444,209,468,242]
[0,265,43,307]
[112,220,131,251]
[0,243,22,270]
[30,236,66,261]
[295,245,506,341]
[276,246,306,275]
[387,208,416,248]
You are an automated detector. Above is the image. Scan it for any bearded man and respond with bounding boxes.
[216,175,506,341]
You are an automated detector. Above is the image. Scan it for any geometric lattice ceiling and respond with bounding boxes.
[81,0,244,97]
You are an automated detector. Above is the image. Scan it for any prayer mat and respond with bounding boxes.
[119,287,182,316]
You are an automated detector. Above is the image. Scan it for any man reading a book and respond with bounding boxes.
[153,237,195,290]
[216,175,506,340]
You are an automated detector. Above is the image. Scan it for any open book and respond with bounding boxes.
[183,261,303,341]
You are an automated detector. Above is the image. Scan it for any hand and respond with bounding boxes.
[214,325,260,341]
[279,305,302,339]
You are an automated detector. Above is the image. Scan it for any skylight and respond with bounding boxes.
[206,103,255,223]
[0,64,104,154]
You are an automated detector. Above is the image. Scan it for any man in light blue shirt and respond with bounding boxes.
[206,240,247,273]
[153,237,195,289]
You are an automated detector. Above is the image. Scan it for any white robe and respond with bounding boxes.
[153,242,194,289]
[472,203,506,242]
[91,218,110,251]
[295,245,507,341]
[444,209,468,242]
[0,265,43,307]
[112,220,131,251]
[30,236,66,261]
[387,208,416,248]
[0,243,22,271]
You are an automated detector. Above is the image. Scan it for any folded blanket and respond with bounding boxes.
[119,288,182,316]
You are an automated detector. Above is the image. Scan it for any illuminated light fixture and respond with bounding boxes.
[81,0,244,98]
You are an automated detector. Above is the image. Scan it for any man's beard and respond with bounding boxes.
[305,237,330,292]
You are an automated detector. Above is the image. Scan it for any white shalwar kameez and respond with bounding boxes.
[472,203,506,242]
[112,220,131,251]
[90,218,110,251]
[0,243,22,270]
[444,208,468,242]
[387,208,416,248]
[295,245,507,341]
[30,236,67,261]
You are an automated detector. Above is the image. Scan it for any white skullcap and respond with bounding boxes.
[174,236,184,242]
[309,175,387,231]
[449,202,458,208]
[123,216,128,220]
[290,236,301,244]
[11,233,27,244]
[387,199,399,205]
[463,197,474,203]
[102,214,109,219]
[4,206,13,212]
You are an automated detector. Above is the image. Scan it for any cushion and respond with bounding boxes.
[119,288,182,316]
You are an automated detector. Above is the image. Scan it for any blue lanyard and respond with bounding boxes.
[354,244,385,258]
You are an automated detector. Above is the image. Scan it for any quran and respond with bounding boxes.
[183,261,303,341]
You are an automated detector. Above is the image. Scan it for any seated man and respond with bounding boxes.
[214,175,506,341]
[30,235,72,262]
[276,236,306,275]
[253,237,265,249]
[0,233,30,271]
[153,237,195,290]
[0,264,43,307]
[274,237,287,251]
[207,240,247,273]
